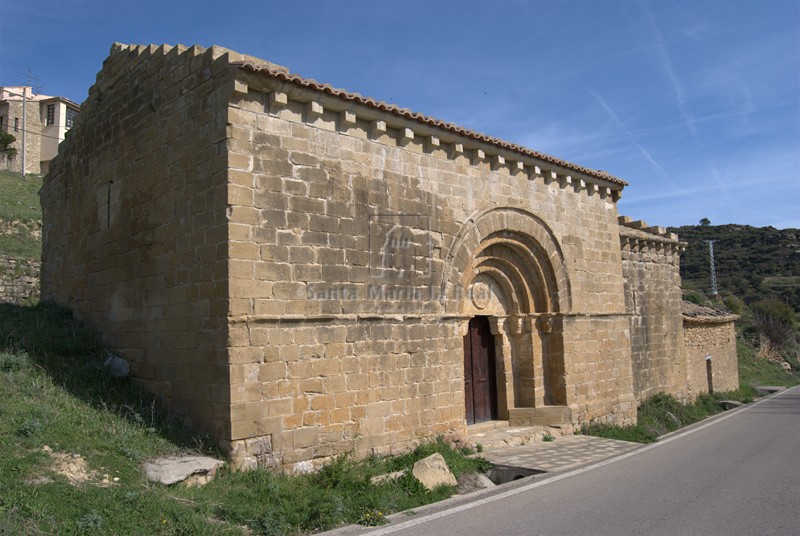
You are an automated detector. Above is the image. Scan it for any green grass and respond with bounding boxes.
[581,388,758,444]
[0,170,42,259]
[737,335,800,387]
[189,439,490,535]
[0,223,41,259]
[0,302,490,535]
[0,170,42,222]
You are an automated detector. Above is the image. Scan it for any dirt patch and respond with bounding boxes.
[40,446,118,487]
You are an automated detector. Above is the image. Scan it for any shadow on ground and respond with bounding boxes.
[0,301,218,455]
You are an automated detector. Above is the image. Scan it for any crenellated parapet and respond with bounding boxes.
[618,215,686,265]
[90,43,628,203]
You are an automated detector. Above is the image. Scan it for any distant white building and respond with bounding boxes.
[0,86,80,174]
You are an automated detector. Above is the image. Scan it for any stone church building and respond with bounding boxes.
[40,44,738,471]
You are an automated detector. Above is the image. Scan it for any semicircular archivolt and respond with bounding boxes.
[443,207,571,313]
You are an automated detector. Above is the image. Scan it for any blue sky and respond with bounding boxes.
[2,0,798,229]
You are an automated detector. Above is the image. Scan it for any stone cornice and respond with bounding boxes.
[230,69,626,200]
[236,73,623,201]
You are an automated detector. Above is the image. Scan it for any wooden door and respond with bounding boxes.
[464,316,498,424]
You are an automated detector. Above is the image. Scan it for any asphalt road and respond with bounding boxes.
[369,386,800,536]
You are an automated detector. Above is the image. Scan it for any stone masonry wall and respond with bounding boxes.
[225,69,635,470]
[0,99,43,174]
[620,220,688,402]
[561,314,636,424]
[684,320,739,394]
[0,256,40,304]
[40,44,236,438]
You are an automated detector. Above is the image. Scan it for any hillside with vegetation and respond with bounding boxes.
[669,223,800,311]
[670,221,800,383]
[0,170,42,260]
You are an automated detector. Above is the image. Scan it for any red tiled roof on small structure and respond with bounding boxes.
[232,60,627,187]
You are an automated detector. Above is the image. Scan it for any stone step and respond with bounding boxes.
[508,406,573,426]
[467,424,556,452]
[466,420,510,434]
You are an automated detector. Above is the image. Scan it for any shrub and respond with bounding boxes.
[751,298,796,347]
[751,299,796,326]
[722,294,745,315]
[582,392,730,444]
[684,291,705,305]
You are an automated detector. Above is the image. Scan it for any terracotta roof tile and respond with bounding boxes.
[232,61,627,186]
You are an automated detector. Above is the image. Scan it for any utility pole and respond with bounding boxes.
[705,240,718,297]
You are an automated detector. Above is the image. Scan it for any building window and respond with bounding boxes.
[0,116,4,131]
[66,107,78,129]
[46,104,55,126]
[14,117,19,132]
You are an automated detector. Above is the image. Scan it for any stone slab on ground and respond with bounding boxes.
[144,455,224,486]
[753,385,788,395]
[481,434,641,474]
[412,453,458,490]
[370,470,405,485]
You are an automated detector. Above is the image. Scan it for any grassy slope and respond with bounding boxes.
[0,170,42,259]
[0,303,489,535]
[737,336,800,387]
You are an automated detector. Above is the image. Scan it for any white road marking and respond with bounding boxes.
[368,387,795,535]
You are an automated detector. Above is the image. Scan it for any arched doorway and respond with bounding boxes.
[443,208,572,425]
[463,316,498,424]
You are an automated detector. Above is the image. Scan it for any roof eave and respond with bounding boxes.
[231,61,628,187]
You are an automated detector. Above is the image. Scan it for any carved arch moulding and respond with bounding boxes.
[439,207,572,316]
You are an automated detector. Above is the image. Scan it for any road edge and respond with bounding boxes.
[325,385,798,535]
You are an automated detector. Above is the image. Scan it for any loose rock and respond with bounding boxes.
[412,453,457,490]
[143,456,224,486]
[104,353,130,378]
[456,472,496,494]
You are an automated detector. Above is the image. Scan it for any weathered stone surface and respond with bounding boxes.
[620,227,688,403]
[684,312,740,395]
[412,453,457,490]
[370,470,405,485]
[456,472,496,494]
[143,456,224,486]
[719,400,744,410]
[104,353,130,378]
[0,255,40,304]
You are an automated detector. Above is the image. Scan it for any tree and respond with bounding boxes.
[0,132,17,159]
[699,218,711,226]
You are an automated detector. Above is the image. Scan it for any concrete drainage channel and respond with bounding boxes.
[485,464,546,485]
